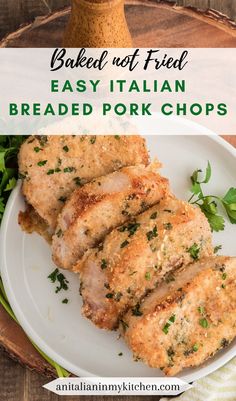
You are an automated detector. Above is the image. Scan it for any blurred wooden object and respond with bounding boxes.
[1,0,236,47]
[0,0,236,42]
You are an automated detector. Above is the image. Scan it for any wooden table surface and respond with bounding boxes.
[0,135,235,401]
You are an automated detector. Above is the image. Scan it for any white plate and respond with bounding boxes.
[1,132,236,383]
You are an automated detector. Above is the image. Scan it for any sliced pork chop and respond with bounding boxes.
[121,256,236,376]
[52,165,169,270]
[18,135,149,230]
[74,196,213,330]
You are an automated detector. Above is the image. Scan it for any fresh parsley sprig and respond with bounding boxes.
[0,135,27,224]
[188,161,236,232]
[0,135,69,377]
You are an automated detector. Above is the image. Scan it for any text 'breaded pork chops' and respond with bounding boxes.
[52,165,169,270]
[18,135,149,230]
[75,196,213,330]
[121,256,236,376]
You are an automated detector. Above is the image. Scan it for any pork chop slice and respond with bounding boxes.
[52,165,169,270]
[74,196,213,330]
[18,135,149,230]
[121,256,236,376]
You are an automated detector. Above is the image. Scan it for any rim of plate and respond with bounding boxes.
[1,131,236,382]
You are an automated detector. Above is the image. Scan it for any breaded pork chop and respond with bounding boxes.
[75,196,213,330]
[18,135,149,230]
[52,165,169,270]
[121,256,236,376]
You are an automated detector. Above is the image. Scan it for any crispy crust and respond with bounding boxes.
[52,165,169,270]
[77,196,213,330]
[19,135,149,230]
[122,256,236,376]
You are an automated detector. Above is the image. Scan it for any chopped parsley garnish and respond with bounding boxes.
[106,293,114,299]
[150,212,157,219]
[120,319,129,331]
[187,243,200,260]
[222,273,227,280]
[199,318,209,328]
[58,196,67,203]
[188,161,236,231]
[101,259,107,269]
[193,343,199,352]
[118,221,140,237]
[48,268,59,283]
[63,145,69,152]
[198,306,205,315]
[90,136,96,144]
[62,298,68,304]
[56,229,62,238]
[132,304,143,316]
[114,135,120,140]
[162,314,176,335]
[64,167,76,173]
[73,176,82,187]
[120,239,129,248]
[48,268,69,293]
[47,169,55,175]
[37,160,47,166]
[145,272,151,281]
[146,226,158,241]
[164,222,173,230]
[214,245,222,254]
[34,146,42,152]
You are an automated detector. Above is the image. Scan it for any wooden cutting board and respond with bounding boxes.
[0,0,236,47]
[0,0,236,377]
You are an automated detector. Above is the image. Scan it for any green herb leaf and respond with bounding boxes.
[150,212,157,219]
[214,245,222,254]
[188,162,236,232]
[106,293,114,299]
[120,239,129,248]
[101,259,107,269]
[37,160,47,166]
[145,272,151,281]
[64,167,76,173]
[48,268,59,283]
[4,177,17,192]
[62,298,68,304]
[199,318,209,329]
[34,146,42,153]
[193,344,199,352]
[187,243,200,260]
[132,304,143,316]
[162,314,176,335]
[90,136,96,144]
[146,226,158,241]
[164,222,172,230]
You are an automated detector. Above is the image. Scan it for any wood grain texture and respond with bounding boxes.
[0,346,158,401]
[1,0,236,40]
[1,1,236,48]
